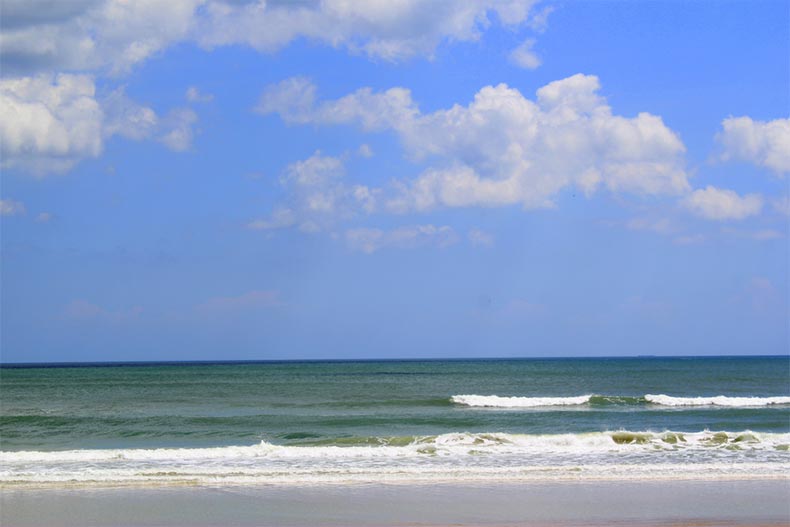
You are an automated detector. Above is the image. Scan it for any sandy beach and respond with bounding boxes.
[2,479,789,527]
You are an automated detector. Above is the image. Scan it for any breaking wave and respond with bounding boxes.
[451,394,790,408]
[2,430,788,487]
[450,395,594,407]
[644,394,790,407]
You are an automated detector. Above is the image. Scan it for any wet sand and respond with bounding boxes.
[2,479,789,526]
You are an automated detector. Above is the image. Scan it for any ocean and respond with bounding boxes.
[1,356,788,487]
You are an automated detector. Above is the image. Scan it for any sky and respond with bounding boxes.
[0,0,788,362]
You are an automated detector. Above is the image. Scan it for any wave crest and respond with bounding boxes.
[451,393,790,408]
[450,394,592,408]
[644,394,790,407]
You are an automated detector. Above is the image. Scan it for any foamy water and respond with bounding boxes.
[644,394,790,407]
[2,430,788,487]
[451,393,790,408]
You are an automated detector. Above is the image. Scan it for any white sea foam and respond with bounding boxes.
[645,394,790,407]
[451,393,790,408]
[451,394,593,407]
[2,430,788,488]
[3,430,785,464]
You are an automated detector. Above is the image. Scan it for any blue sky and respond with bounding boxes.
[1,0,788,362]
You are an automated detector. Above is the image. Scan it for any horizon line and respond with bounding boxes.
[2,354,788,369]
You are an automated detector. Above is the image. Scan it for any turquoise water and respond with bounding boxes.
[1,357,789,486]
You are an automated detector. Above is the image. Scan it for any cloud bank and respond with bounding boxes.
[259,74,690,212]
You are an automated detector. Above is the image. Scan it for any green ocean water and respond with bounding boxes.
[2,357,788,451]
[1,357,789,486]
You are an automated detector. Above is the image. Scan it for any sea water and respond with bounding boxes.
[1,356,788,486]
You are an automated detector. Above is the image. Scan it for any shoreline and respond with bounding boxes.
[2,479,789,526]
[2,470,789,491]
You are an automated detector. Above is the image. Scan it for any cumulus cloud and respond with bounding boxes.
[509,38,541,69]
[101,86,158,140]
[102,88,197,151]
[345,224,459,253]
[1,0,542,77]
[158,107,198,152]
[247,151,378,233]
[717,116,790,174]
[255,76,418,131]
[0,75,198,175]
[527,4,554,32]
[197,0,540,62]
[0,198,26,216]
[0,74,102,174]
[0,0,200,76]
[1,1,544,175]
[682,185,762,221]
[259,74,690,211]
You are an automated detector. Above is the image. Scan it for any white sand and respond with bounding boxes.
[2,479,789,526]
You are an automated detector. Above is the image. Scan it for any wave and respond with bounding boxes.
[3,430,788,462]
[450,395,594,407]
[451,394,790,408]
[644,394,790,407]
[3,430,787,487]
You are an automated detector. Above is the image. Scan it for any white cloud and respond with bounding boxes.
[36,211,53,223]
[1,1,545,175]
[1,0,201,76]
[2,0,542,77]
[509,38,541,69]
[0,198,26,216]
[346,224,459,253]
[0,76,198,175]
[103,88,198,151]
[0,74,102,174]
[717,116,790,174]
[682,185,762,221]
[247,151,377,233]
[185,86,214,103]
[468,228,494,247]
[158,107,198,152]
[527,4,554,32]
[259,74,690,212]
[256,76,418,131]
[198,0,540,62]
[101,86,158,140]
